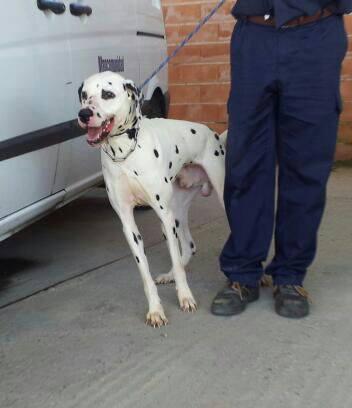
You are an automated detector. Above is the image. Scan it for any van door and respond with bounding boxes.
[0,1,72,219]
[63,0,138,196]
[136,0,168,101]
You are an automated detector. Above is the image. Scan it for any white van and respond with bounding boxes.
[0,0,169,241]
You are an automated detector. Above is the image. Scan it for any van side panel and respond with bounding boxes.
[0,2,72,218]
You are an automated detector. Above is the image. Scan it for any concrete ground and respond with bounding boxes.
[1,167,352,408]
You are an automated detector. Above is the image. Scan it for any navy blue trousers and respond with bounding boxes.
[220,15,348,286]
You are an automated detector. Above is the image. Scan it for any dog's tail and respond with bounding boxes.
[219,130,227,146]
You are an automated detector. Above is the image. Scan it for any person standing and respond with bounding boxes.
[212,1,351,318]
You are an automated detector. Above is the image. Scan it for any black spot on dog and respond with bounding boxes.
[173,227,176,235]
[191,129,196,134]
[138,234,142,241]
[119,147,123,153]
[175,233,178,239]
[175,145,179,154]
[127,128,137,140]
[164,177,168,183]
[133,233,138,245]
[138,144,141,149]
[102,89,116,100]
[97,112,101,118]
[169,162,172,169]
[170,176,173,181]
[214,150,219,156]
[160,206,164,210]
[175,219,180,228]
[108,81,112,85]
[156,194,160,201]
[134,170,138,176]
[136,256,140,264]
[221,150,225,156]
[110,147,116,156]
[154,149,159,158]
[215,133,219,140]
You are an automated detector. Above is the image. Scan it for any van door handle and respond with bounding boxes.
[70,3,92,16]
[37,0,66,14]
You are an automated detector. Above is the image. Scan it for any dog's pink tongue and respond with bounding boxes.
[87,127,102,143]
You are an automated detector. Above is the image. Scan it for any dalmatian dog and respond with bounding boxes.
[78,71,226,327]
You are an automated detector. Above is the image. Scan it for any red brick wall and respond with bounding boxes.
[162,1,352,159]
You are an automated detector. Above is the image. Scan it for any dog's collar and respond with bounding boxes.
[102,127,139,163]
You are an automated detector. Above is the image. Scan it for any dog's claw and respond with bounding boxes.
[155,273,175,285]
[180,297,197,313]
[146,311,168,328]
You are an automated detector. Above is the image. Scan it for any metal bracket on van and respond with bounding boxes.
[70,3,92,17]
[37,0,66,15]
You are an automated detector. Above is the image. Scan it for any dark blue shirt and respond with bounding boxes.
[232,0,352,28]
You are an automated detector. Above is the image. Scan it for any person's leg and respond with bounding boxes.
[219,21,278,287]
[267,16,348,292]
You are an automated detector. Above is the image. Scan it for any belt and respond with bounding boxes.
[246,8,333,28]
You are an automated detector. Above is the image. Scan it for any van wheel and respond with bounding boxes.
[143,91,166,119]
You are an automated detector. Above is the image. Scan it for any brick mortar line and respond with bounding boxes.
[169,81,230,85]
[170,102,227,105]
[167,40,230,46]
[165,21,231,27]
[170,61,229,66]
[163,1,231,6]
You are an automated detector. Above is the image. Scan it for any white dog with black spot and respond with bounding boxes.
[78,71,226,327]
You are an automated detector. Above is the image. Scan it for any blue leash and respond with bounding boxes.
[138,0,226,91]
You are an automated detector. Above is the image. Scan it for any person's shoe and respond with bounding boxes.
[211,282,260,316]
[274,285,310,318]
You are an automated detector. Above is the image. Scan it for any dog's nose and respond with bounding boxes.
[79,108,94,124]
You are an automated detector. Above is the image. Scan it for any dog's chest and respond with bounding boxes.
[102,157,150,206]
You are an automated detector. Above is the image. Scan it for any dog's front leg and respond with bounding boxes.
[118,205,168,327]
[158,209,197,312]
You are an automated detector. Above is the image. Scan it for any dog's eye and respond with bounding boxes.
[102,90,116,100]
[81,91,88,101]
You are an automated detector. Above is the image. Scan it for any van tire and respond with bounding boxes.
[142,90,166,119]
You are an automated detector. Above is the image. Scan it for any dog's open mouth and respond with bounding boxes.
[86,118,115,146]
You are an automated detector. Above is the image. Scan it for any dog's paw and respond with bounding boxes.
[179,297,197,313]
[146,309,168,328]
[155,272,175,285]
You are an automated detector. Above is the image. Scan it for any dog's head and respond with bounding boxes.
[77,72,143,146]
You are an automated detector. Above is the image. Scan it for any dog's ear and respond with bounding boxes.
[78,82,84,103]
[123,80,139,99]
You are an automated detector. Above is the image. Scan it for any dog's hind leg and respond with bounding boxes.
[114,203,168,327]
[155,186,198,285]
[155,202,197,312]
[198,136,226,208]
